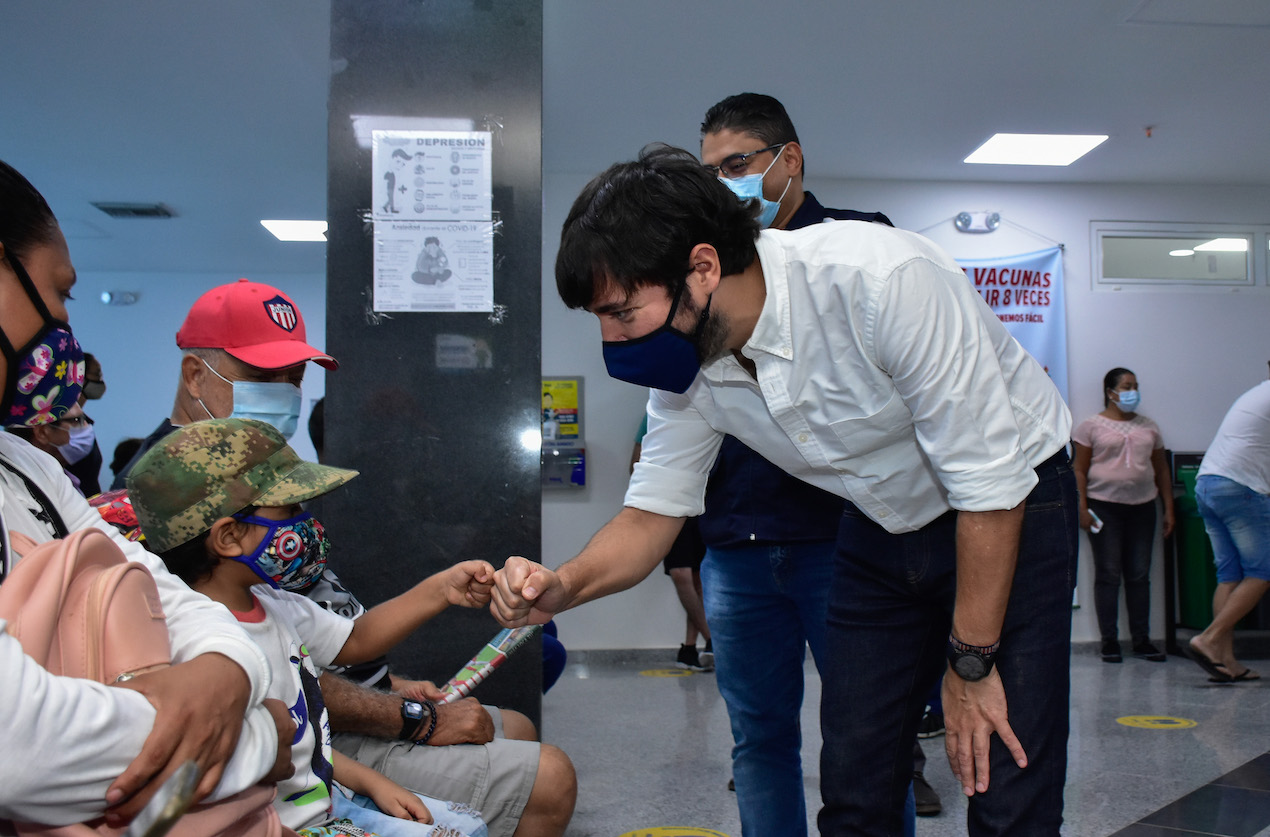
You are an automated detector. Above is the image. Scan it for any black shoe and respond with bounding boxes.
[676,644,711,671]
[913,771,942,816]
[727,777,735,792]
[1101,640,1123,663]
[699,639,714,670]
[1133,641,1167,662]
[917,710,945,739]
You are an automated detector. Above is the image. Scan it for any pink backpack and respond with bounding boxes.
[0,526,287,837]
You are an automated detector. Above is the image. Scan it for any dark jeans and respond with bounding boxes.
[1086,497,1156,645]
[819,452,1078,836]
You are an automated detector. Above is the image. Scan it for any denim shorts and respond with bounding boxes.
[1196,475,1270,583]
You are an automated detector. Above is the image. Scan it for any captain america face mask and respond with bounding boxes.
[231,510,329,590]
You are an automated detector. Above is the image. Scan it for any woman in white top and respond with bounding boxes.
[0,158,286,827]
[1072,367,1175,663]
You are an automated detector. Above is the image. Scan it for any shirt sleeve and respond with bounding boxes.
[0,626,155,823]
[623,389,723,517]
[1071,417,1095,448]
[262,588,356,670]
[868,256,1039,511]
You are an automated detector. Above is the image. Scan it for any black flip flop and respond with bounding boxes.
[1211,664,1261,683]
[1185,643,1232,681]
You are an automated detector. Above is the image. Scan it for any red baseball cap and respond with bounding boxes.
[175,279,338,371]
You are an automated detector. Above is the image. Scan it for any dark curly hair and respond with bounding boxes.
[555,144,761,311]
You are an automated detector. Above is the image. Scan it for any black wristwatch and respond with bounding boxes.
[946,635,1000,682]
[399,699,426,741]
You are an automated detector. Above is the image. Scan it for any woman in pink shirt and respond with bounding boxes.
[1073,368,1175,663]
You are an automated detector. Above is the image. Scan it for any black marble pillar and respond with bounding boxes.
[325,1,543,726]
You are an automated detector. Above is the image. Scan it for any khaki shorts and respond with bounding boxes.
[332,707,539,837]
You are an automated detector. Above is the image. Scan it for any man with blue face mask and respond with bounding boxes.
[494,144,1077,837]
[111,278,337,490]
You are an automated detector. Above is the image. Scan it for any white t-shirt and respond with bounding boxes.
[1199,380,1270,495]
[233,586,354,831]
[630,222,1072,534]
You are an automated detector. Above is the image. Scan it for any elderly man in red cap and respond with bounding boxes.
[112,278,335,489]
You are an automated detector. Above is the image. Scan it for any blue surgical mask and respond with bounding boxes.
[602,280,712,394]
[718,145,792,228]
[199,359,302,438]
[57,422,96,465]
[1115,390,1141,412]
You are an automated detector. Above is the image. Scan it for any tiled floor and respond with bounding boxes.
[541,645,1270,836]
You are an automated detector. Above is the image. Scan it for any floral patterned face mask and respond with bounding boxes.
[1,251,84,428]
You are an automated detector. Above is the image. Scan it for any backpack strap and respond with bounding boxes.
[0,455,71,580]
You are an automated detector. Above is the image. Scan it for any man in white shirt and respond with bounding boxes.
[494,145,1077,836]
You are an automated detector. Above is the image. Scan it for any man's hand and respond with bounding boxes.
[437,559,496,609]
[490,556,566,627]
[942,667,1027,797]
[427,696,494,746]
[104,654,252,825]
[261,698,297,784]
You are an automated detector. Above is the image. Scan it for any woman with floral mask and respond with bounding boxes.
[0,158,289,828]
[1072,367,1175,664]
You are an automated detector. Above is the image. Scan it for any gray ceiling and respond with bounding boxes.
[3,0,1268,277]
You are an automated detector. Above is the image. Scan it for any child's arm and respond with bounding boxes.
[333,560,495,665]
[333,751,433,823]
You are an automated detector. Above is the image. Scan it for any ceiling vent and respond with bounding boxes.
[91,202,176,219]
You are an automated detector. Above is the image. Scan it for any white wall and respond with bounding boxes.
[65,270,327,487]
[542,171,1270,649]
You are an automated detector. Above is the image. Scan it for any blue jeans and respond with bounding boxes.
[702,542,915,837]
[1196,475,1270,582]
[819,452,1078,836]
[1087,498,1156,644]
[329,787,489,837]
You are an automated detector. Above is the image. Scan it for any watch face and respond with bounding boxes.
[402,700,424,720]
[953,652,990,682]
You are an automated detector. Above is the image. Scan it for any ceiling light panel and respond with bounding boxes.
[260,220,327,242]
[965,133,1109,166]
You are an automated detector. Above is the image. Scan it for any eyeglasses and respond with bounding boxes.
[704,143,786,180]
[52,415,91,428]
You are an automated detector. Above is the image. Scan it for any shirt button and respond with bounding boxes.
[878,511,890,519]
[798,433,809,443]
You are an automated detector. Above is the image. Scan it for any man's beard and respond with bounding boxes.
[680,292,730,367]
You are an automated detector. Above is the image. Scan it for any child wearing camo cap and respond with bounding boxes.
[127,418,490,837]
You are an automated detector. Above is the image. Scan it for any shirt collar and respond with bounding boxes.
[786,191,822,229]
[742,232,794,362]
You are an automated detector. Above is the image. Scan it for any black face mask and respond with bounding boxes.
[0,249,84,427]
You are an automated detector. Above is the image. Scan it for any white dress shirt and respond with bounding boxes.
[627,221,1072,534]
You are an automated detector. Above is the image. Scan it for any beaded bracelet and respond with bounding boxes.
[410,699,439,747]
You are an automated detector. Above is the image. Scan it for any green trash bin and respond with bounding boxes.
[1175,465,1217,630]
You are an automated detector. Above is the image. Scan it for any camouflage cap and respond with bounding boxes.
[127,418,358,553]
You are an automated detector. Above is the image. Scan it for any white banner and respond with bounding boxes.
[957,247,1069,403]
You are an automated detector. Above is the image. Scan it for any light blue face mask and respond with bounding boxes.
[718,144,792,228]
[199,359,303,438]
[1114,389,1141,413]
